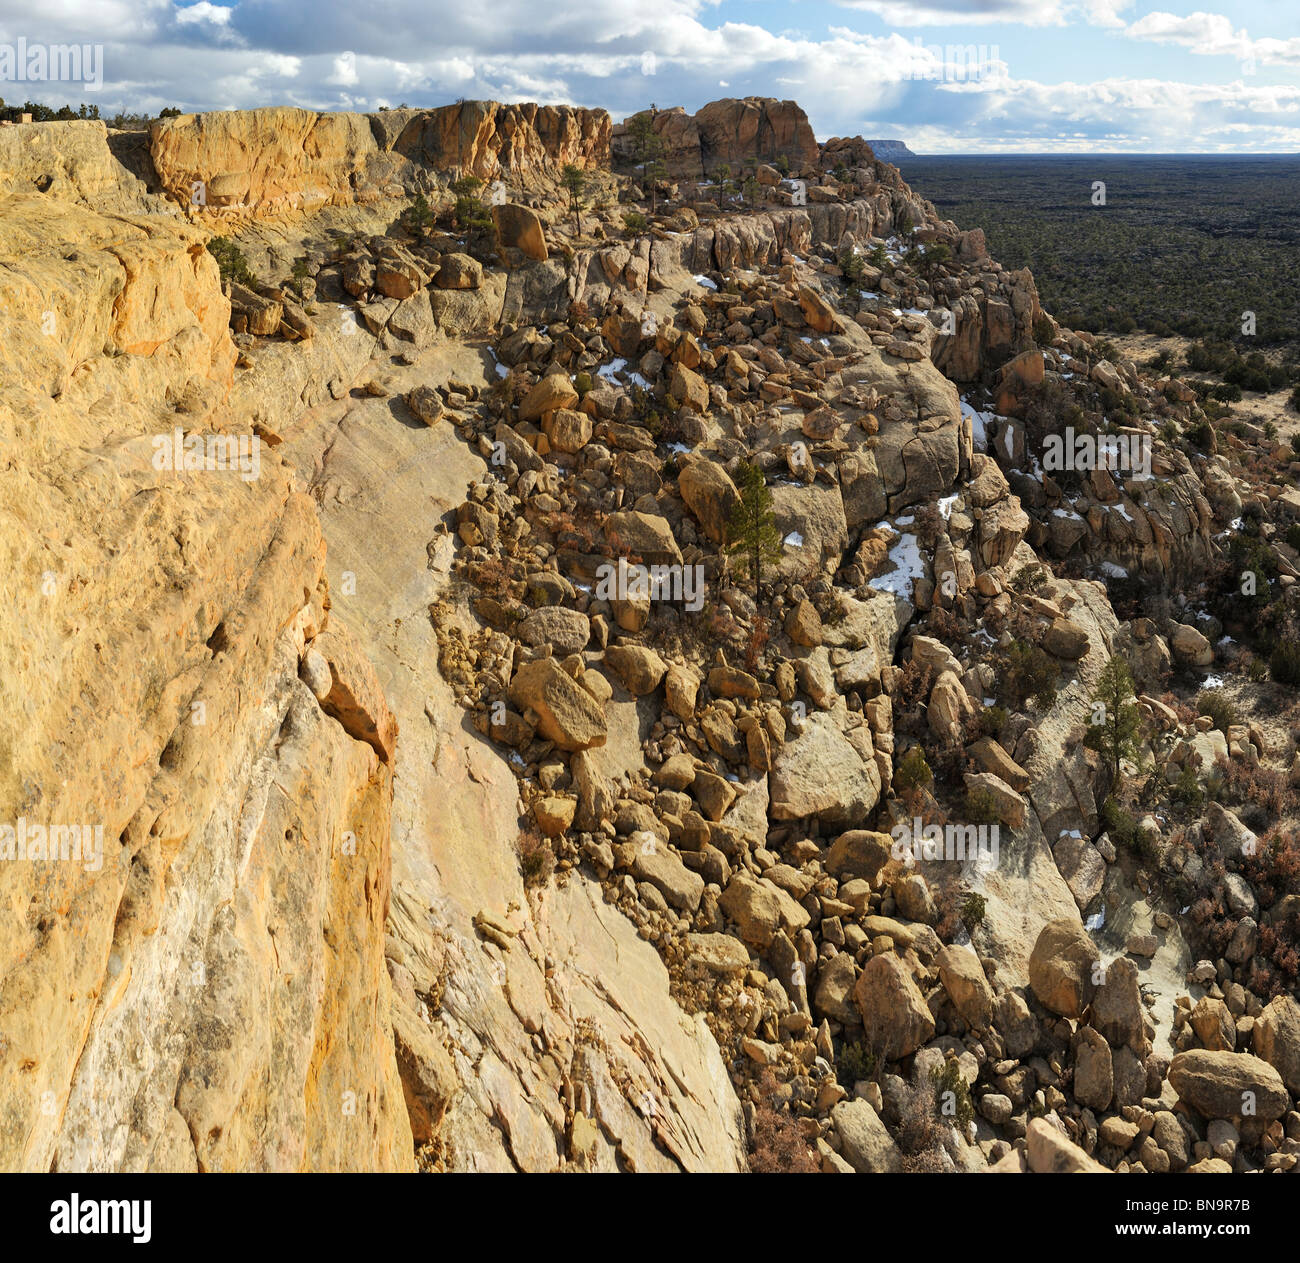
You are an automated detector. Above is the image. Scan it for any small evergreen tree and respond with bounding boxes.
[1084,654,1142,789]
[644,157,667,215]
[561,164,586,236]
[726,463,783,594]
[405,192,433,237]
[714,162,732,207]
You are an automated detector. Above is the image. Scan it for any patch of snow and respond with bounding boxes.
[1084,905,1106,932]
[1099,561,1128,579]
[784,531,804,548]
[693,274,718,290]
[868,527,926,600]
[937,494,959,521]
[960,398,995,452]
[1201,674,1225,690]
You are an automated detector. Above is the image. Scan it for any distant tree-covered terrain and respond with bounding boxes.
[903,155,1300,363]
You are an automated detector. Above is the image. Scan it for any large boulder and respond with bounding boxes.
[769,712,880,828]
[678,460,739,546]
[1025,1119,1108,1173]
[1072,1026,1113,1111]
[603,644,666,696]
[492,202,548,261]
[718,872,810,949]
[1028,918,1099,1019]
[832,1099,903,1173]
[1089,956,1148,1055]
[936,944,994,1030]
[518,606,590,655]
[508,658,607,750]
[1167,1051,1289,1121]
[603,511,683,567]
[825,829,892,882]
[1252,995,1300,1093]
[853,953,935,1061]
[519,373,578,422]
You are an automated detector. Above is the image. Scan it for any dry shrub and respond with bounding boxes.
[517,826,555,888]
[468,555,514,597]
[1215,757,1294,828]
[744,615,770,674]
[747,1071,818,1173]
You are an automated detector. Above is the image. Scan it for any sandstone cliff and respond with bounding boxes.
[148,101,610,220]
[0,190,411,1171]
[4,96,1297,1179]
[613,97,819,180]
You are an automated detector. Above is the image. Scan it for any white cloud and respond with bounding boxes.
[328,51,357,85]
[1125,10,1300,69]
[2,0,1297,151]
[175,2,232,26]
[830,0,1065,26]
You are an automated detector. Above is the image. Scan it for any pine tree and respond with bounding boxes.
[627,112,667,214]
[726,463,784,595]
[561,164,586,236]
[1084,654,1142,789]
[714,163,732,207]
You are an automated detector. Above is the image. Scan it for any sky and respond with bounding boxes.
[1,0,1298,152]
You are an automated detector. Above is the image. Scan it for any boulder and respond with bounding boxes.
[832,1099,903,1173]
[769,712,881,828]
[519,373,578,422]
[1025,1119,1108,1173]
[1028,918,1099,1019]
[508,658,607,750]
[435,252,483,290]
[518,606,591,656]
[678,460,739,546]
[603,644,667,696]
[1252,995,1300,1093]
[491,202,548,261]
[1167,1051,1289,1121]
[853,954,935,1061]
[405,384,445,426]
[936,944,994,1030]
[825,829,892,881]
[603,511,683,567]
[1041,617,1090,660]
[719,872,810,949]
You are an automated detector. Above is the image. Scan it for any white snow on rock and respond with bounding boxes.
[868,523,926,599]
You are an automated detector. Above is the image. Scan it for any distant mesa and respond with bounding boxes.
[866,139,916,161]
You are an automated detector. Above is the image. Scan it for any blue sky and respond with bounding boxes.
[1,0,1298,151]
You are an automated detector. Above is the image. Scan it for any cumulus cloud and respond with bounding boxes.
[0,0,1295,152]
[174,2,232,26]
[831,0,1065,25]
[1125,11,1300,69]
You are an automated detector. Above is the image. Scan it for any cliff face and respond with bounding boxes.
[0,119,150,208]
[612,97,820,180]
[0,188,412,1171]
[148,101,611,219]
